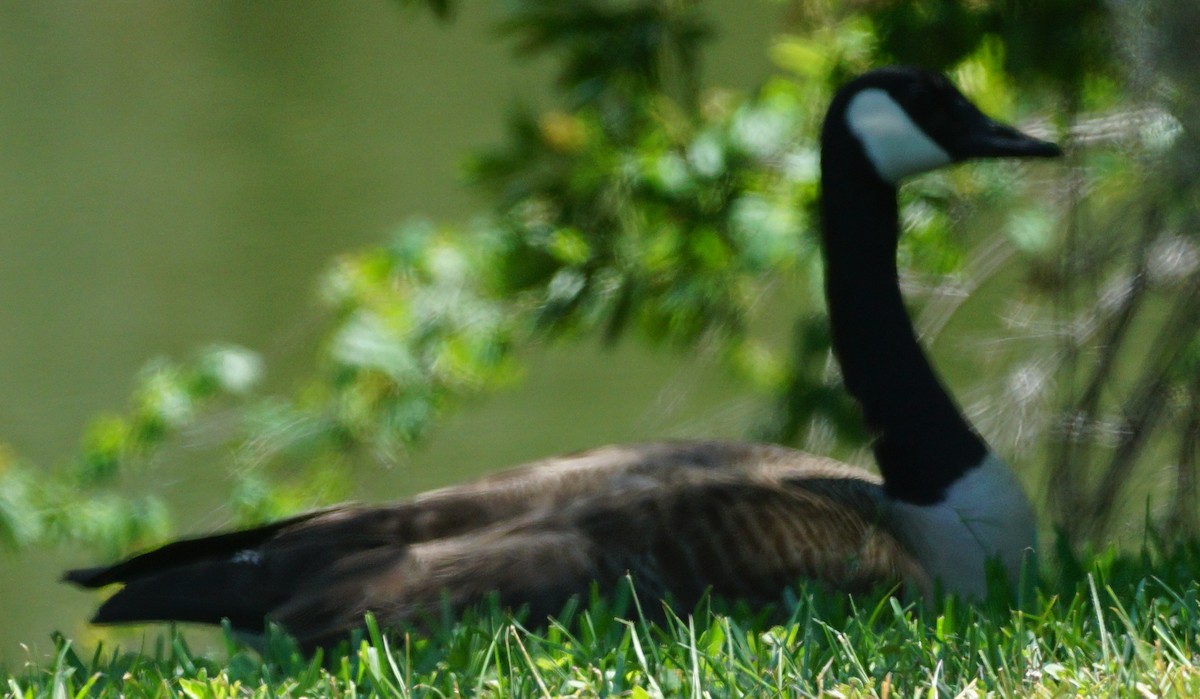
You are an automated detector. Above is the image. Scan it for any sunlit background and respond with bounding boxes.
[0,0,783,662]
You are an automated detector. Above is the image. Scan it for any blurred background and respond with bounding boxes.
[2,0,1198,666]
[0,0,777,662]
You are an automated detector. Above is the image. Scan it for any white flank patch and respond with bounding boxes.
[845,88,952,184]
[888,452,1037,600]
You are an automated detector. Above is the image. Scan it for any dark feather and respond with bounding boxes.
[64,442,920,650]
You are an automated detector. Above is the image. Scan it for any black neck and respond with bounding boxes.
[819,122,987,505]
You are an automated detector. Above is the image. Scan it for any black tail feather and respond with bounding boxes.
[61,506,347,589]
[62,506,360,633]
[87,558,275,630]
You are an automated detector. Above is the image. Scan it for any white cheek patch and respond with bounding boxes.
[845,88,952,184]
[889,452,1037,600]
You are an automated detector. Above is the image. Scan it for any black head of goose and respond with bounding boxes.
[63,67,1061,651]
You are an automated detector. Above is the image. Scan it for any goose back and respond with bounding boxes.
[66,442,926,649]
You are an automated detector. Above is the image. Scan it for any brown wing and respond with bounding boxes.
[271,463,925,648]
[368,441,842,542]
[64,441,925,650]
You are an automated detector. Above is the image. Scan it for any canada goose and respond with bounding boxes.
[64,67,1061,650]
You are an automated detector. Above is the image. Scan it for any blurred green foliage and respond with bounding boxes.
[1,0,1197,555]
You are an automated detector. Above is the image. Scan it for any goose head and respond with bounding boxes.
[826,66,1062,185]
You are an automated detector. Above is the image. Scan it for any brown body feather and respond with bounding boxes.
[64,441,925,649]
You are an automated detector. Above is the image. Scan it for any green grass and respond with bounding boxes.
[7,540,1200,698]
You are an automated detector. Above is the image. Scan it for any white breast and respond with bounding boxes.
[887,452,1037,600]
